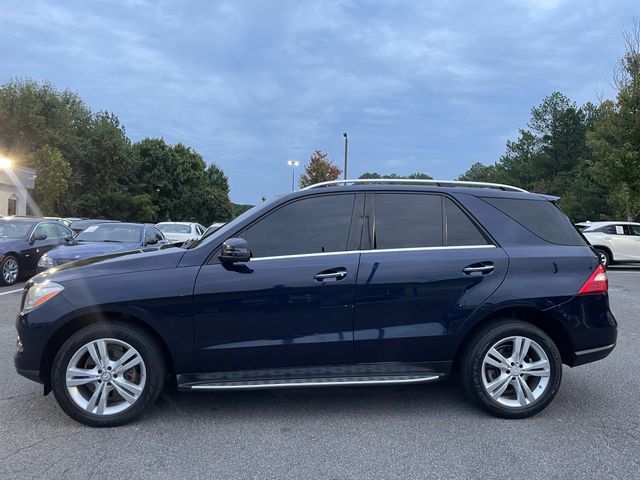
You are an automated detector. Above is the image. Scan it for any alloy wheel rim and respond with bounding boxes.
[481,336,551,408]
[65,338,146,416]
[599,252,608,266]
[2,258,18,284]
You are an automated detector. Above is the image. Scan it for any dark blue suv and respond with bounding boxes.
[14,180,617,427]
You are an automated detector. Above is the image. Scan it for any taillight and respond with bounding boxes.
[577,264,608,295]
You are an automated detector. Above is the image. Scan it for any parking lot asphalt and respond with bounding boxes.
[1,270,639,480]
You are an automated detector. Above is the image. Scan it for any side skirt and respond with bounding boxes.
[177,362,450,391]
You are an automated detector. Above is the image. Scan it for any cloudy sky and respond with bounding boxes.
[0,0,636,203]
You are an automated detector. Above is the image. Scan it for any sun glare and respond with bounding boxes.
[0,156,13,170]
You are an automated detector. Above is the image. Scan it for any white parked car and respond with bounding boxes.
[580,221,640,267]
[155,222,205,244]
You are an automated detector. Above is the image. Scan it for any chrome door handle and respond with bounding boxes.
[314,270,347,281]
[463,265,494,274]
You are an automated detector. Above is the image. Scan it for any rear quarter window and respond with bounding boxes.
[483,197,586,246]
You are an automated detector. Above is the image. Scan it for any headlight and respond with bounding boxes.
[23,282,64,311]
[37,254,54,268]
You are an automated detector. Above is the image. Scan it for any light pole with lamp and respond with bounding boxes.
[342,132,348,180]
[287,160,299,191]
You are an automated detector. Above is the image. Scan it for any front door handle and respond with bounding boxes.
[463,263,495,275]
[314,268,347,282]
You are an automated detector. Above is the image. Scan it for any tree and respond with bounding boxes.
[206,163,230,194]
[457,162,500,182]
[33,145,72,215]
[134,138,233,224]
[359,172,433,180]
[232,202,254,217]
[298,150,342,188]
[587,23,640,220]
[458,92,608,221]
[69,111,152,220]
[0,77,235,223]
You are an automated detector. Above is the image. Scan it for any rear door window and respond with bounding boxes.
[628,225,640,236]
[444,198,489,246]
[373,194,443,249]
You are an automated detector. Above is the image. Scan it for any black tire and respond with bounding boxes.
[51,322,165,427]
[459,320,562,419]
[595,248,612,268]
[0,254,19,286]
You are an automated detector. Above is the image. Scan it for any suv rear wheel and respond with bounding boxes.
[459,320,562,418]
[51,322,165,427]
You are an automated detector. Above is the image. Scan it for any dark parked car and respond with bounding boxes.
[37,223,170,273]
[0,218,73,286]
[68,219,120,235]
[14,180,616,427]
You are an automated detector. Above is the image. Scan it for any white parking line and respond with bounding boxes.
[0,288,23,296]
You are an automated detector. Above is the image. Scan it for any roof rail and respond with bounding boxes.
[300,179,528,192]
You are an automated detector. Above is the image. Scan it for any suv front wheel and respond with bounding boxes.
[459,320,562,419]
[51,322,165,427]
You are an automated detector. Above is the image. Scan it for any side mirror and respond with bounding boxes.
[219,238,251,263]
[64,234,73,242]
[31,232,47,243]
[146,237,158,245]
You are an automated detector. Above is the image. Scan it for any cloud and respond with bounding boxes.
[0,0,635,202]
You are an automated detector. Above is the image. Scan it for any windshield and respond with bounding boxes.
[157,224,191,234]
[76,224,142,243]
[0,221,32,238]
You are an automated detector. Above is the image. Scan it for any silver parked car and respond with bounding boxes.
[580,221,640,267]
[155,222,205,244]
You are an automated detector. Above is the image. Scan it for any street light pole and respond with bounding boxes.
[287,160,299,191]
[343,132,348,180]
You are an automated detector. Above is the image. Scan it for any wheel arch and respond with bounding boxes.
[592,245,613,261]
[452,306,574,370]
[1,251,21,265]
[40,310,176,394]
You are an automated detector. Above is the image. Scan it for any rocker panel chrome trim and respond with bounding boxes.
[188,375,442,391]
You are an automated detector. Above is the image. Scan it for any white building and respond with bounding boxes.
[0,165,36,216]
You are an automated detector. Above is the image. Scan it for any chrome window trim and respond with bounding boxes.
[249,244,496,262]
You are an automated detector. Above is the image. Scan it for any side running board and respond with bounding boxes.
[184,374,442,391]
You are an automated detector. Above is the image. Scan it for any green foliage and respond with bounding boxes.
[33,145,72,215]
[459,93,609,221]
[232,202,254,217]
[587,25,640,220]
[298,150,342,188]
[459,25,640,222]
[134,139,233,225]
[0,78,233,223]
[359,172,433,180]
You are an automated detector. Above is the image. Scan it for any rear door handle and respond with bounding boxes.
[463,264,495,275]
[314,268,347,282]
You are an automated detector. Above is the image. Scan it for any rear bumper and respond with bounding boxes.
[15,367,43,384]
[544,293,617,367]
[571,343,616,366]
